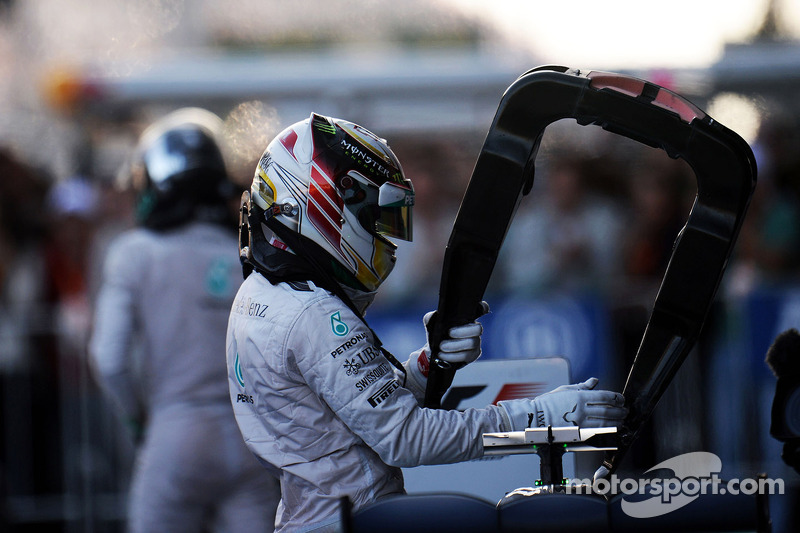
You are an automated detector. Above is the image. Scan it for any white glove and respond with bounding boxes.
[407,302,490,385]
[498,378,627,431]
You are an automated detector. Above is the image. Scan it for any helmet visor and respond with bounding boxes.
[143,133,191,187]
[375,180,414,241]
[344,172,414,242]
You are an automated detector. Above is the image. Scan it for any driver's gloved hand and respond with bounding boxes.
[406,302,490,391]
[498,378,627,431]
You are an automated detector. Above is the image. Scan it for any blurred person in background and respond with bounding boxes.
[496,153,625,297]
[230,113,627,532]
[614,153,694,362]
[0,149,61,504]
[375,139,464,306]
[616,154,700,470]
[621,154,693,286]
[0,149,51,306]
[89,108,280,533]
[728,113,800,295]
[44,176,99,358]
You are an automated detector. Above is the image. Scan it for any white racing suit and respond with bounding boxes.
[227,272,509,532]
[90,222,280,533]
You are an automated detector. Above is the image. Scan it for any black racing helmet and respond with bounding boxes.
[127,107,236,230]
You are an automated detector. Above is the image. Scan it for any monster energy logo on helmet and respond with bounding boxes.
[314,121,337,135]
[340,139,396,180]
[313,114,404,184]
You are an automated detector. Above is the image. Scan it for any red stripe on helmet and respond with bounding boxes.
[279,129,299,161]
[307,199,342,251]
[307,165,342,246]
[309,180,343,228]
[310,164,343,213]
[306,164,344,253]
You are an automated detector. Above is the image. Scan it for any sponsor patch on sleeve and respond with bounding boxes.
[367,380,400,408]
[232,296,269,318]
[354,362,392,391]
[330,311,349,336]
[330,332,368,359]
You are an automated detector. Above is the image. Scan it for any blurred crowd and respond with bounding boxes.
[1,107,800,531]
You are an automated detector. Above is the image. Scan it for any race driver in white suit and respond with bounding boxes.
[90,108,280,532]
[228,113,627,532]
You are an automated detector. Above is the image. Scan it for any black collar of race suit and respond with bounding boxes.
[246,211,407,382]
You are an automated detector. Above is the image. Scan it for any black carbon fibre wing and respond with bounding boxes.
[424,67,756,477]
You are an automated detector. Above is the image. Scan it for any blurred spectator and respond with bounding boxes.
[0,149,66,508]
[615,153,702,472]
[0,149,50,327]
[621,154,694,284]
[727,113,800,296]
[89,108,279,533]
[43,176,99,355]
[495,153,625,297]
[375,138,468,306]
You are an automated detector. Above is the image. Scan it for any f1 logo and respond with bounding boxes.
[440,382,547,410]
[441,386,486,410]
